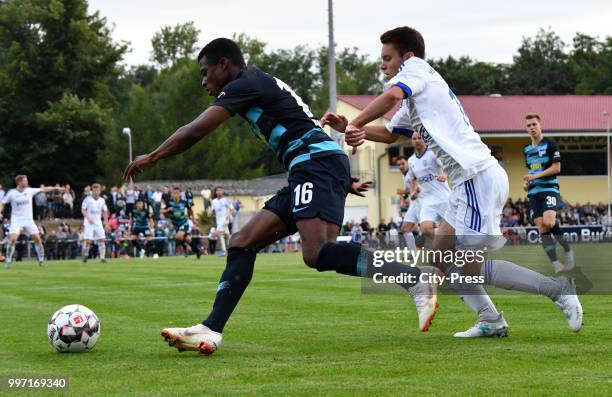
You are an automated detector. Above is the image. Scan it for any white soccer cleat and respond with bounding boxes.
[454,313,509,338]
[408,271,439,332]
[552,260,567,274]
[564,250,575,271]
[554,277,583,332]
[161,323,222,355]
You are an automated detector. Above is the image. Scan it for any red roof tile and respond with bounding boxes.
[338,95,612,133]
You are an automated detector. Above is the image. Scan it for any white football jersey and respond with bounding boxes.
[2,188,39,221]
[385,57,496,185]
[211,197,232,226]
[82,196,108,226]
[406,149,451,203]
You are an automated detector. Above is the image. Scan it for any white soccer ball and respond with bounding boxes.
[48,304,100,353]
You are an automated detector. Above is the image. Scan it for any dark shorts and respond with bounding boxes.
[529,191,561,219]
[264,154,351,234]
[131,227,149,237]
[172,221,190,233]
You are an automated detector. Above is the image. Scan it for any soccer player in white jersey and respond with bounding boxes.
[397,133,450,252]
[0,175,62,268]
[210,186,234,257]
[81,183,109,263]
[321,26,583,337]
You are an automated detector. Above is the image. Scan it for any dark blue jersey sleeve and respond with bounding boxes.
[547,139,561,163]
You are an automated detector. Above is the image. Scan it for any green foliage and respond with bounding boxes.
[0,0,126,187]
[428,56,508,95]
[151,21,200,68]
[505,28,576,94]
[571,34,612,94]
[35,93,110,185]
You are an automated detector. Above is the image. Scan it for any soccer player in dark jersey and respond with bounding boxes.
[163,187,196,258]
[523,113,574,273]
[123,37,435,356]
[130,200,151,257]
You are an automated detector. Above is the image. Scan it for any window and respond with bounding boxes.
[555,137,608,176]
[388,144,415,169]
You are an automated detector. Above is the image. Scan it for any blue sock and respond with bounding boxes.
[203,247,255,333]
[316,242,420,291]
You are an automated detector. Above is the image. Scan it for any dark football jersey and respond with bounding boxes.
[523,138,561,196]
[213,66,344,170]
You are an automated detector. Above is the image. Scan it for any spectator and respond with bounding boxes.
[207,226,217,255]
[34,189,47,220]
[15,229,29,261]
[167,224,176,256]
[200,185,212,211]
[152,188,163,220]
[45,231,58,260]
[360,217,371,239]
[63,185,75,218]
[124,184,137,215]
[185,188,194,217]
[56,226,68,260]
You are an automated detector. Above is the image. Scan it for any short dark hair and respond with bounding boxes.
[197,38,245,68]
[525,112,541,121]
[380,27,425,59]
[396,155,408,162]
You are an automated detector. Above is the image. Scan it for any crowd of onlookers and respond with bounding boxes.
[0,183,239,261]
[501,198,611,227]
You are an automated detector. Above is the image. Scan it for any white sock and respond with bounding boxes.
[482,259,562,301]
[82,243,90,259]
[403,232,417,253]
[35,243,45,262]
[97,242,106,260]
[6,242,16,263]
[447,265,500,321]
[219,234,227,252]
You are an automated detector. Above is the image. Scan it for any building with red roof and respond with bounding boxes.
[336,95,612,225]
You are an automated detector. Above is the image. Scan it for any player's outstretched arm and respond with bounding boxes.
[350,86,404,129]
[123,106,232,181]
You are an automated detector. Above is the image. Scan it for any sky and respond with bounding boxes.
[88,0,612,66]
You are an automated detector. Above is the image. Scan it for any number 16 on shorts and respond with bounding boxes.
[293,182,313,210]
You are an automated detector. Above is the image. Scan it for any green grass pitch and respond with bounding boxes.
[1,245,611,396]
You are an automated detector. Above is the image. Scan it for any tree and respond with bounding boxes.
[150,21,200,68]
[428,56,508,95]
[571,34,612,94]
[0,0,127,187]
[505,28,575,94]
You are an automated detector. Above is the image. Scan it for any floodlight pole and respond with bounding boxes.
[122,127,133,163]
[327,0,341,145]
[604,112,611,226]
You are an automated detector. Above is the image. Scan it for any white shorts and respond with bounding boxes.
[9,219,39,235]
[443,163,508,251]
[216,222,229,235]
[403,200,447,225]
[84,223,106,241]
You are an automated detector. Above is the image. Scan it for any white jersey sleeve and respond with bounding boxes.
[0,189,11,204]
[385,57,496,185]
[385,105,413,137]
[386,64,427,98]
